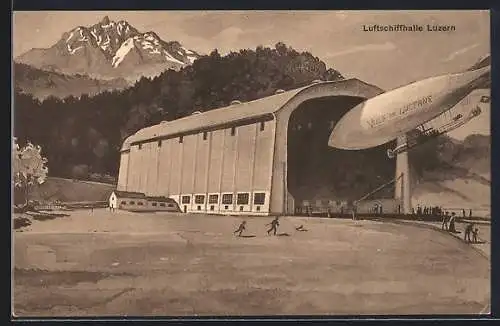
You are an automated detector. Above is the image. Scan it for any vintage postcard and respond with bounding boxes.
[12,10,491,317]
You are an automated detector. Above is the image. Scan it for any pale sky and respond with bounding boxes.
[13,10,490,138]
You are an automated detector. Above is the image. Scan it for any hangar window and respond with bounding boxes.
[260,121,265,131]
[181,195,191,204]
[120,201,126,205]
[195,195,205,204]
[179,136,183,143]
[130,201,135,205]
[168,204,174,208]
[138,202,144,206]
[237,193,249,205]
[203,132,208,140]
[160,203,166,207]
[158,140,162,147]
[152,202,157,207]
[253,193,266,205]
[222,194,233,204]
[138,144,142,149]
[209,194,219,204]
[230,127,236,136]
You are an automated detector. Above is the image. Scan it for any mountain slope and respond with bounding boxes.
[24,177,115,203]
[14,63,130,100]
[15,16,201,81]
[410,134,490,214]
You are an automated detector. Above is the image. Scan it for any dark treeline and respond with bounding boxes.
[14,43,344,181]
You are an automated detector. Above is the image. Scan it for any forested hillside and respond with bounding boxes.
[14,63,130,100]
[14,43,344,179]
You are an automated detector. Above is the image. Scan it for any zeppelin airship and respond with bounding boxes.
[328,54,491,158]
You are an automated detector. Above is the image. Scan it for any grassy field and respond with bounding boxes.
[12,209,490,317]
[28,177,115,203]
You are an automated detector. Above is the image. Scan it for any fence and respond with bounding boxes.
[296,199,401,216]
[35,201,108,211]
[34,204,65,211]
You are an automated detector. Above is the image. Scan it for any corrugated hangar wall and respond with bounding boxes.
[117,79,405,216]
[117,118,276,215]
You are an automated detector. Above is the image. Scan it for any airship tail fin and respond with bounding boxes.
[463,54,491,88]
[467,54,491,71]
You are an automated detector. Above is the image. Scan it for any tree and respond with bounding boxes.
[13,138,48,209]
[275,42,288,55]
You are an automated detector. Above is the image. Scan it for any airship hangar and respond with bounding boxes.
[117,79,411,216]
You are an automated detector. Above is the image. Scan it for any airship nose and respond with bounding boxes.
[328,102,366,149]
[328,122,348,148]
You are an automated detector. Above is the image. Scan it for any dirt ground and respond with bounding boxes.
[12,209,490,317]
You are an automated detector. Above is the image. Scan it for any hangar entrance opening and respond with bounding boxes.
[287,96,397,213]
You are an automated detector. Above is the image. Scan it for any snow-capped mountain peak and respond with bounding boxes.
[112,38,136,67]
[110,30,189,68]
[101,15,111,25]
[16,16,202,81]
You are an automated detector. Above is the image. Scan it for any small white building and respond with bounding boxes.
[109,190,180,212]
[109,190,147,210]
[145,196,181,212]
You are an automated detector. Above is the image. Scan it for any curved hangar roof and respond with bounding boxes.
[121,78,383,152]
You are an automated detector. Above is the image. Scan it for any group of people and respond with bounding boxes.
[413,205,444,217]
[372,203,383,215]
[464,222,480,243]
[413,205,473,219]
[233,217,309,237]
[441,213,481,243]
[441,212,458,233]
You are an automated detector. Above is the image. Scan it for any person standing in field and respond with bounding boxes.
[464,223,474,243]
[234,221,247,237]
[266,217,280,236]
[472,227,479,243]
[441,213,448,230]
[448,213,457,233]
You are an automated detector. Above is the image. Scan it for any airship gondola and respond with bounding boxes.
[386,100,485,158]
[328,54,491,158]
